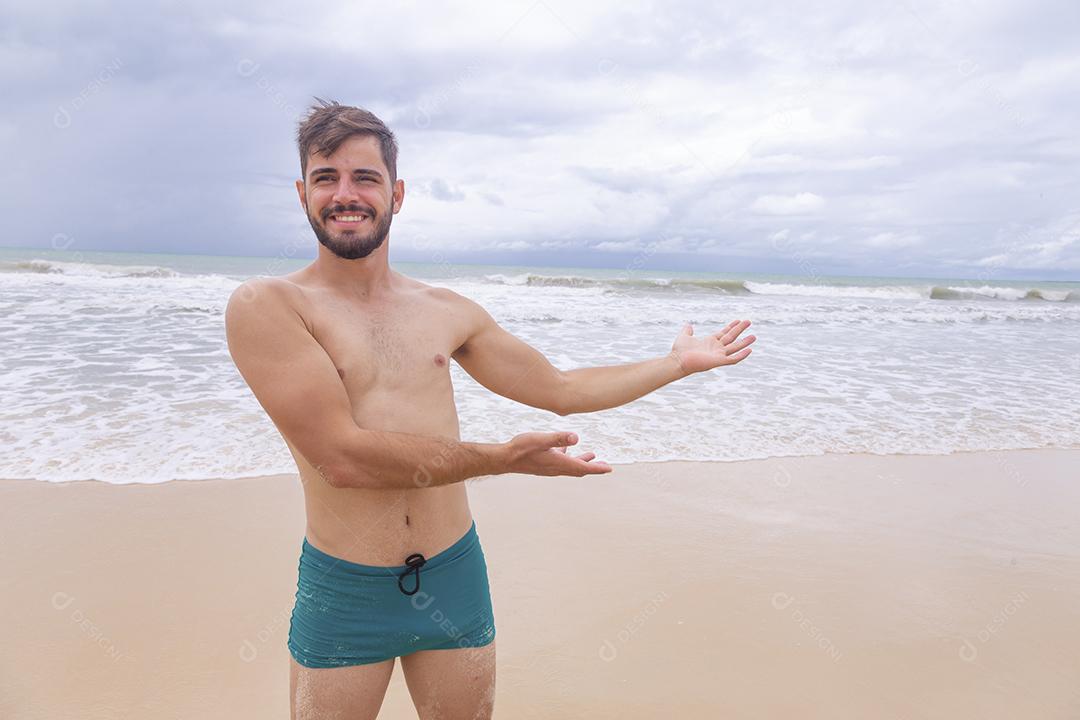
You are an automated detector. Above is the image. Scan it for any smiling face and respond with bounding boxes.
[295,134,405,260]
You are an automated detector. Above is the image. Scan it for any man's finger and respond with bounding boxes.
[723,348,752,364]
[551,431,577,447]
[712,321,738,340]
[718,320,751,344]
[725,335,756,355]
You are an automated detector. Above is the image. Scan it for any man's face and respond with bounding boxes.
[295,135,404,260]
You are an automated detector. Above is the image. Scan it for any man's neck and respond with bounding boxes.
[309,244,396,298]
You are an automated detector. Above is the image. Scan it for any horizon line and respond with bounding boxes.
[1,243,1077,284]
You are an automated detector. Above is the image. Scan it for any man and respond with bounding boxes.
[225,98,756,720]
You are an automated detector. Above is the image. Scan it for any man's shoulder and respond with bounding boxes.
[226,276,308,326]
[419,283,481,312]
[230,275,291,303]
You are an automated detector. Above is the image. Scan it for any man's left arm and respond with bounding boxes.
[451,293,756,416]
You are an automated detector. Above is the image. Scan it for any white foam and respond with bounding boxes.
[3,264,1080,483]
[0,258,179,278]
[744,281,929,300]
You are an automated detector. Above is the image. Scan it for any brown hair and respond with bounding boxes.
[296,98,399,183]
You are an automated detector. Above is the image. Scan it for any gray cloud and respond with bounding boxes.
[2,0,1078,278]
[426,178,467,202]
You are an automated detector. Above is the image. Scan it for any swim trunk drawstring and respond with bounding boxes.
[398,553,427,596]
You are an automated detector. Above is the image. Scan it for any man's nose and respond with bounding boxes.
[331,177,362,205]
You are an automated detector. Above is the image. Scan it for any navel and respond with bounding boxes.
[434,353,446,367]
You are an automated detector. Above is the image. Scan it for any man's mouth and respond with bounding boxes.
[326,211,372,226]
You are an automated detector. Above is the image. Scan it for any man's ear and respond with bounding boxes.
[392,178,405,214]
[295,179,306,210]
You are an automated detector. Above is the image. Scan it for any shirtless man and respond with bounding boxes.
[225,99,756,720]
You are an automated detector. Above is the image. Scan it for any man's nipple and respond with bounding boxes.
[434,353,446,367]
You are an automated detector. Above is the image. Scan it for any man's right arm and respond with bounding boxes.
[224,279,608,489]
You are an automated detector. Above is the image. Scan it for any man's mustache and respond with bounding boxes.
[321,205,376,220]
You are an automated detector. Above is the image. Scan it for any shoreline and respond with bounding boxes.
[6,442,1080,486]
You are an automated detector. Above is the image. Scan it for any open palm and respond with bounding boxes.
[671,320,756,375]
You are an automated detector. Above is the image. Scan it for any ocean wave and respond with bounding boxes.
[3,259,1076,305]
[0,258,179,278]
[744,281,926,300]
[929,285,1078,302]
[483,272,751,294]
[481,272,1078,303]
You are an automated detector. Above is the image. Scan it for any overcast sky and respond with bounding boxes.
[3,0,1078,279]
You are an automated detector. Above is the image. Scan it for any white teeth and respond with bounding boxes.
[334,215,365,222]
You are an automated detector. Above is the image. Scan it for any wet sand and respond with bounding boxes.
[2,448,1079,718]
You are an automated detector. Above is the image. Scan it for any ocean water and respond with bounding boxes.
[2,246,1079,484]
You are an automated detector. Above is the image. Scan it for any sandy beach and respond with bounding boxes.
[3,448,1079,719]
[6,2,1080,717]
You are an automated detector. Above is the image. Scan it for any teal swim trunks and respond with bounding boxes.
[288,521,496,668]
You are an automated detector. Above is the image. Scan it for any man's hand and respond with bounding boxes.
[670,320,756,375]
[504,431,613,476]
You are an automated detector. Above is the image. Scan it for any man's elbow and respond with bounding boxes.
[310,461,347,488]
[552,388,607,416]
[552,399,576,417]
[551,374,577,416]
[311,457,376,489]
[306,428,384,489]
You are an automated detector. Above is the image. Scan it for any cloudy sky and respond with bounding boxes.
[3,0,1078,279]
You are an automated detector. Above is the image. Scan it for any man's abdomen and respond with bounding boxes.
[299,478,475,567]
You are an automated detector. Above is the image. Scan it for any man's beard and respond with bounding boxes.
[307,203,393,260]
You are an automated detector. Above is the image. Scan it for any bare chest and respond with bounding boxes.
[304,290,469,425]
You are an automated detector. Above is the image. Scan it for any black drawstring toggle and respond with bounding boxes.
[398,553,427,596]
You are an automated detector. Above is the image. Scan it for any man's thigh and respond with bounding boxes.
[290,656,395,720]
[400,642,497,720]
